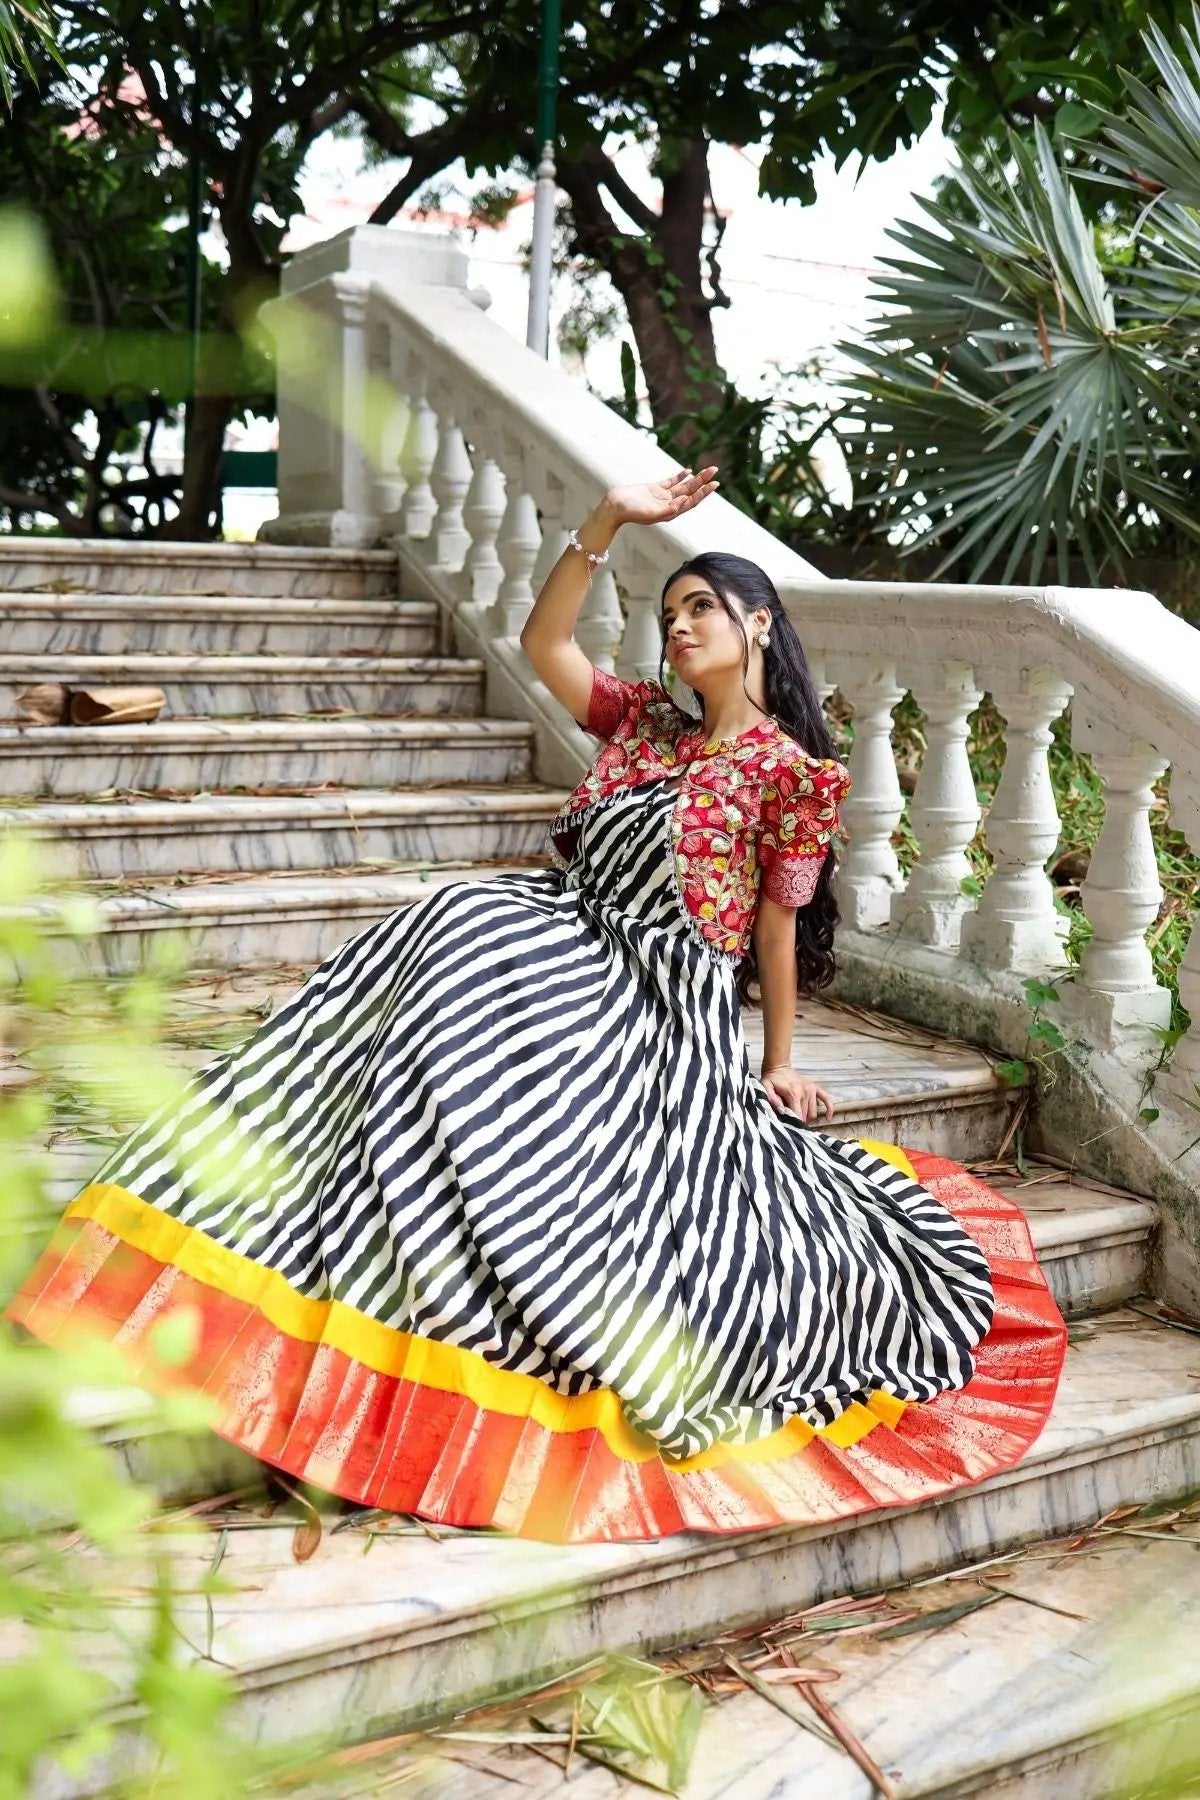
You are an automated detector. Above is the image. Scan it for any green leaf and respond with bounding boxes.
[995,1058,1032,1087]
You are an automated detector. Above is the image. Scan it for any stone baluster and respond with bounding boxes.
[398,374,438,539]
[1059,711,1171,1045]
[490,475,542,639]
[961,667,1072,973]
[1167,789,1200,1104]
[614,549,668,683]
[891,661,982,948]
[574,566,624,675]
[425,413,472,573]
[830,656,905,932]
[805,647,837,706]
[461,454,507,605]
[528,483,569,608]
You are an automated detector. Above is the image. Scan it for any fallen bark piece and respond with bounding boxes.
[68,684,167,724]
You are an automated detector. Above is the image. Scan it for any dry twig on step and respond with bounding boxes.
[722,1653,839,1750]
[793,1677,897,1800]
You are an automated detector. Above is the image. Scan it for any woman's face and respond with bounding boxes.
[661,575,760,689]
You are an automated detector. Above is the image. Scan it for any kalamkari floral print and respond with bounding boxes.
[546,667,851,960]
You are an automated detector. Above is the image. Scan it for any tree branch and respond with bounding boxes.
[0,479,78,532]
[355,90,510,224]
[574,139,660,238]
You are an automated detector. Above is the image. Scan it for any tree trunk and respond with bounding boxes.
[166,389,233,540]
[558,134,729,436]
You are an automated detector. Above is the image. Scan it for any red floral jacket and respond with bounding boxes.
[548,666,851,960]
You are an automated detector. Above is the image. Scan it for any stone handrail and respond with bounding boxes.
[261,224,1200,1144]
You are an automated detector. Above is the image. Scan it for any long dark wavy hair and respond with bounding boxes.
[659,552,841,1004]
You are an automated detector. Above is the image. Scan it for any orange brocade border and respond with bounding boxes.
[4,1150,1068,1543]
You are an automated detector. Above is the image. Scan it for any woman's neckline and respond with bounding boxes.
[686,713,777,753]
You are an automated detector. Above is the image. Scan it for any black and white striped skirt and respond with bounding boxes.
[10,780,1067,1541]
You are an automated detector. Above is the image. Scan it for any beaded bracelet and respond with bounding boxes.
[567,527,610,575]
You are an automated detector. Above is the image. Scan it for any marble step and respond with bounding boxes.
[0,592,439,657]
[4,787,569,880]
[449,1531,1200,1797]
[9,863,551,971]
[0,653,483,722]
[0,716,534,798]
[0,539,397,599]
[29,1311,1200,1787]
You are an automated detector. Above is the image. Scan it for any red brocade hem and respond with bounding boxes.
[4,1149,1067,1544]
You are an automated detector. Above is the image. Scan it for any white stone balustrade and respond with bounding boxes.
[261,225,1200,1104]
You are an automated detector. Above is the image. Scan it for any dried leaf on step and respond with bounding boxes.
[69,684,167,725]
[794,1678,897,1799]
[755,1665,842,1685]
[292,1515,322,1563]
[875,1592,1003,1639]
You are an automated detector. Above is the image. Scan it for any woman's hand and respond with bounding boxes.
[603,466,719,527]
[761,1065,835,1124]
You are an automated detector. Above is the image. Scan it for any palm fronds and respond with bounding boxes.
[838,15,1200,583]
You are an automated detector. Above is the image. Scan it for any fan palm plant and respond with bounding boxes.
[0,0,60,107]
[838,9,1200,584]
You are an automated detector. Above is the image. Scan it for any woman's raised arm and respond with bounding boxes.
[518,468,719,727]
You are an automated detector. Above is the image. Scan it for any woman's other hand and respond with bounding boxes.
[605,466,719,526]
[761,1066,835,1124]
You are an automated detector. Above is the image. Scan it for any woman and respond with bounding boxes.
[7,470,1066,1544]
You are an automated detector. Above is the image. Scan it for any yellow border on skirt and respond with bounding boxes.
[64,1137,914,1474]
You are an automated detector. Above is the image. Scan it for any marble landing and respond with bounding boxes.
[0,715,534,798]
[17,1313,1200,1796]
[412,1532,1200,1798]
[0,653,483,722]
[4,786,571,880]
[0,539,398,598]
[745,1002,1017,1164]
[0,592,439,657]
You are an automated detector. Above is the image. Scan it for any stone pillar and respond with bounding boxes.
[258,225,470,547]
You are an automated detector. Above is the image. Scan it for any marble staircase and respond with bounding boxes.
[31,1311,1200,1798]
[0,540,567,969]
[4,534,1197,1796]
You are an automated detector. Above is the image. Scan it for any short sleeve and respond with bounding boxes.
[758,758,850,909]
[580,666,640,739]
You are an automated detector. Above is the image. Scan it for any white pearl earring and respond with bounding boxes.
[756,629,771,648]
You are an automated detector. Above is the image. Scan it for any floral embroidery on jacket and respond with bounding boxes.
[552,668,851,959]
